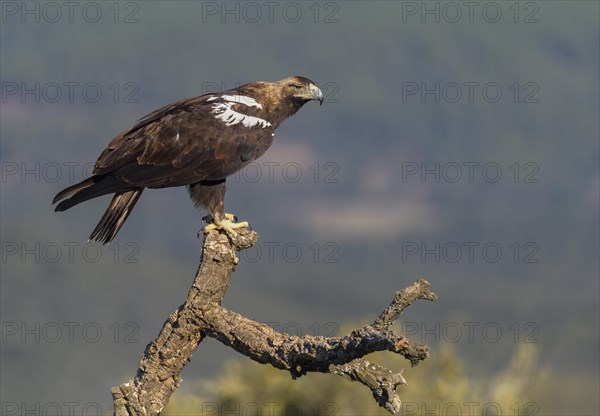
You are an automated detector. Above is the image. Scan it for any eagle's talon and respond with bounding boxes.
[224,213,238,222]
[202,215,249,241]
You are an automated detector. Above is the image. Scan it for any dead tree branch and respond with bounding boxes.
[112,227,437,415]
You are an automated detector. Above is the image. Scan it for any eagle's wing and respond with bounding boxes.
[93,95,274,187]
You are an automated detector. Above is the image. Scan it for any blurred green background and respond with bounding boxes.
[1,1,598,414]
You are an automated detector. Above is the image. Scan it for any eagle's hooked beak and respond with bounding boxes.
[310,84,324,105]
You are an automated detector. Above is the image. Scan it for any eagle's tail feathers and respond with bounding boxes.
[53,176,99,205]
[54,175,123,212]
[89,190,143,245]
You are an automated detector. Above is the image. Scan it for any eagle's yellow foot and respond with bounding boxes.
[203,213,249,239]
[224,213,238,222]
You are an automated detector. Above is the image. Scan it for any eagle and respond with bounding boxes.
[53,76,323,244]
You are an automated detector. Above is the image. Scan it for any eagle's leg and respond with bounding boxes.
[188,180,249,239]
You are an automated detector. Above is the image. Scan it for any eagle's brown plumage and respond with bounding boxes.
[53,76,323,244]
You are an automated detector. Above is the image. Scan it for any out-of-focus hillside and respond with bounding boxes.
[166,343,592,416]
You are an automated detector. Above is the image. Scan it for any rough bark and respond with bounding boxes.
[112,227,437,415]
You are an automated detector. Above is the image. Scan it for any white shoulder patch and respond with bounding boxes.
[210,94,271,128]
[220,94,263,109]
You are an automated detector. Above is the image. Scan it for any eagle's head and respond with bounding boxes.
[236,76,323,127]
[277,76,324,106]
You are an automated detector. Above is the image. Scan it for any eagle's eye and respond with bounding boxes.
[291,84,303,90]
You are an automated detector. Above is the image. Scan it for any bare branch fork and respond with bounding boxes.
[112,227,438,415]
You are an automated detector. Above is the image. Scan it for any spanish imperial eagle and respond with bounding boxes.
[53,76,323,244]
